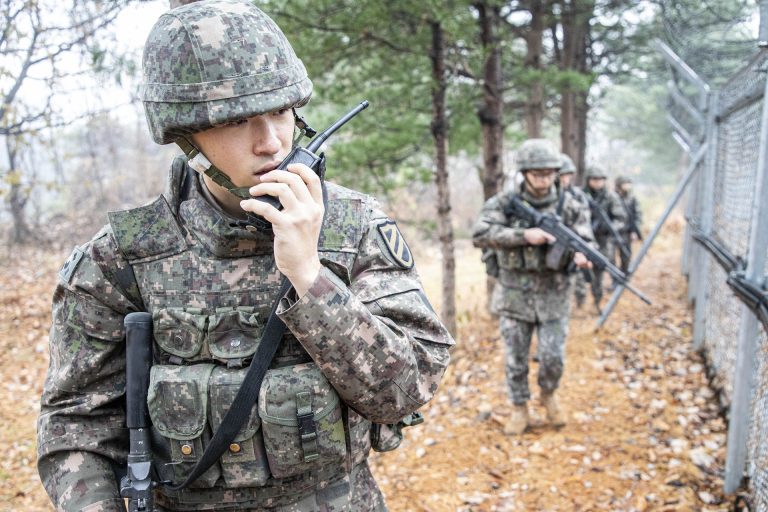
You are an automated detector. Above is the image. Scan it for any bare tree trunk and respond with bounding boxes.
[525,0,546,137]
[5,138,33,244]
[559,0,594,185]
[430,20,457,336]
[475,1,505,301]
[475,1,505,201]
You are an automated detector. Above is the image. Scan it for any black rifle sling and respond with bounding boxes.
[168,277,292,491]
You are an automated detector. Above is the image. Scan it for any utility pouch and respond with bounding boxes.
[147,364,220,488]
[207,307,263,362]
[208,366,270,487]
[481,249,499,278]
[152,308,206,360]
[545,241,572,271]
[258,362,346,479]
[370,412,424,453]
[522,245,546,271]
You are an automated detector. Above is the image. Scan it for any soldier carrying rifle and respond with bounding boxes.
[472,139,595,435]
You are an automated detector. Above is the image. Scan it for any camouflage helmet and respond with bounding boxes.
[516,139,562,172]
[559,153,576,175]
[615,175,633,186]
[140,0,313,145]
[585,165,608,179]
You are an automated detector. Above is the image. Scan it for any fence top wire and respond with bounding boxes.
[660,0,759,87]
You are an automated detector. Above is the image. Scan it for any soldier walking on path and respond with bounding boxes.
[36,2,454,510]
[472,139,594,435]
[615,175,643,274]
[585,165,627,309]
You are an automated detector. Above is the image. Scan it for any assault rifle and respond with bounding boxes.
[504,195,651,305]
[690,228,768,330]
[120,312,159,512]
[587,196,631,261]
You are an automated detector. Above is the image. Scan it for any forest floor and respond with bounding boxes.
[0,216,734,511]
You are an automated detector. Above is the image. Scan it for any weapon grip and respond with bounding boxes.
[125,312,153,430]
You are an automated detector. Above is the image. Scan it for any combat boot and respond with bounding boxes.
[541,391,566,427]
[504,404,529,435]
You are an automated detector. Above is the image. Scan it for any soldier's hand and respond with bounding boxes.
[524,228,556,245]
[240,163,324,296]
[573,251,592,269]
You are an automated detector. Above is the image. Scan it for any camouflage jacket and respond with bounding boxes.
[617,192,642,235]
[586,187,627,244]
[37,157,454,511]
[472,185,593,322]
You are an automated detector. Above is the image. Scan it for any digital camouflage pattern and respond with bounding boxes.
[472,181,592,404]
[515,139,563,172]
[500,316,568,405]
[38,163,453,511]
[586,181,627,302]
[616,179,643,273]
[472,185,593,322]
[140,0,313,145]
[559,153,576,175]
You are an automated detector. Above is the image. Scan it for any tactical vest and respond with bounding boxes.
[107,159,390,506]
[496,191,572,278]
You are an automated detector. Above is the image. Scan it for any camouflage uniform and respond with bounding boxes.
[559,154,590,308]
[472,141,593,407]
[615,176,643,274]
[585,166,627,303]
[37,2,453,511]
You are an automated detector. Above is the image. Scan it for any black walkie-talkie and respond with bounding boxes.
[243,100,369,230]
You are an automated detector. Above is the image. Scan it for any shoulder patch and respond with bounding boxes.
[376,220,414,270]
[59,246,84,284]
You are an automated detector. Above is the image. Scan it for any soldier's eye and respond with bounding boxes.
[225,119,248,127]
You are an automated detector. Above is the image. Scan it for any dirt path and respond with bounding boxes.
[0,220,729,511]
[370,221,729,511]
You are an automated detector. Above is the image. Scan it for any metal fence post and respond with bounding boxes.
[724,72,768,494]
[692,94,719,350]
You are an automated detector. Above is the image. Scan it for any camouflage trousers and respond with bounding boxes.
[617,232,633,274]
[591,238,616,304]
[500,316,568,405]
[154,462,387,511]
[571,271,587,307]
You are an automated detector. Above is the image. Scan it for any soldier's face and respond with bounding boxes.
[524,168,557,196]
[560,173,573,188]
[588,177,606,190]
[620,182,632,194]
[191,109,295,212]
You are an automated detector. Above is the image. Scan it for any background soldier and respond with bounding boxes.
[472,139,593,435]
[559,154,590,309]
[36,2,454,510]
[585,165,627,308]
[615,175,644,274]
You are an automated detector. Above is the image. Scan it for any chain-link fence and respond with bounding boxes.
[667,34,768,510]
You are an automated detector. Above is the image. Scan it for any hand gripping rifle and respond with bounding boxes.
[504,195,651,305]
[586,196,632,261]
[120,312,157,512]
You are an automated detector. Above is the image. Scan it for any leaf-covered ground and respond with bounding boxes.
[0,219,732,511]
